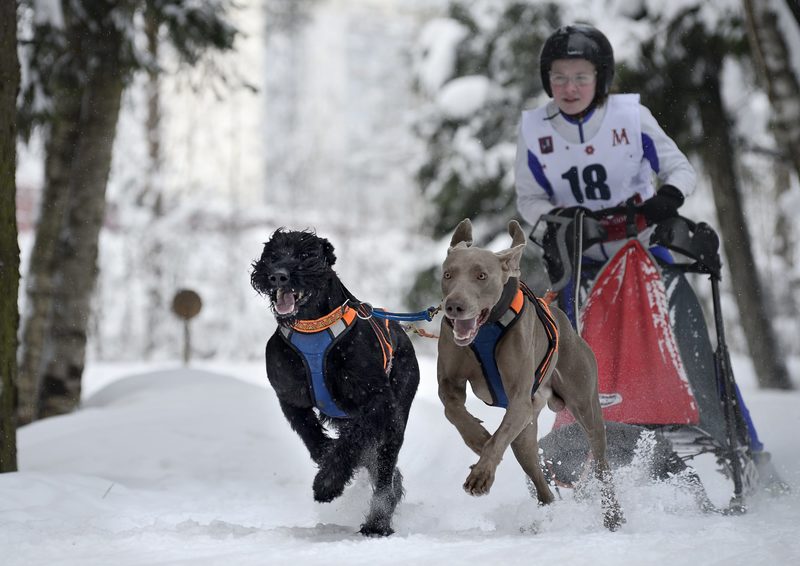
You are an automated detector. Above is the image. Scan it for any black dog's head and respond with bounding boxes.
[251,228,338,321]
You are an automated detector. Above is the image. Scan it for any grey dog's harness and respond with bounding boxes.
[467,282,559,408]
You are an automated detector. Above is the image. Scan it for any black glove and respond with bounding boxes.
[639,185,684,223]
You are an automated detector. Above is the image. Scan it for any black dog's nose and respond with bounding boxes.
[268,268,290,286]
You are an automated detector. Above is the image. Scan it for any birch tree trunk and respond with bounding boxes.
[142,0,166,359]
[36,44,127,418]
[743,0,800,332]
[743,0,800,178]
[1,0,20,472]
[16,86,83,425]
[695,55,793,390]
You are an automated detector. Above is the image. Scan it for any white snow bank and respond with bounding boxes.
[1,357,799,565]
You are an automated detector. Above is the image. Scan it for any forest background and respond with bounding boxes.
[2,0,800,469]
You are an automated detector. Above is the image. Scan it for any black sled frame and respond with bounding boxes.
[532,211,758,513]
[651,217,753,513]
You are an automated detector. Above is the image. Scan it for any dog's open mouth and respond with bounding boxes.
[450,308,490,346]
[272,288,305,316]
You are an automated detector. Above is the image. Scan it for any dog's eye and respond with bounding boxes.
[477,272,487,280]
[443,271,451,279]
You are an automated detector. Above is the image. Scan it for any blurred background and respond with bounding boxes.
[8,0,800,422]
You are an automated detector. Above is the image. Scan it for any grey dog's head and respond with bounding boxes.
[440,219,526,346]
[250,228,337,321]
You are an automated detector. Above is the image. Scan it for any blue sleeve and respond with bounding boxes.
[642,133,659,174]
[527,150,554,198]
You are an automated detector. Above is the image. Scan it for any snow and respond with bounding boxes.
[415,18,470,95]
[31,0,63,27]
[2,354,799,565]
[436,75,493,120]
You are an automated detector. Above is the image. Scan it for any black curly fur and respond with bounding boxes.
[251,228,338,323]
[250,228,420,537]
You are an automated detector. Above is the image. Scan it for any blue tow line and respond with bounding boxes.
[353,302,440,322]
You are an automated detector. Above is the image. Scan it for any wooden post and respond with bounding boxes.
[171,289,202,365]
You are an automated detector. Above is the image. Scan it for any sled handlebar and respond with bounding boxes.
[650,216,722,278]
[535,209,723,280]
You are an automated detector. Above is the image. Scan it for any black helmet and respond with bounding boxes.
[539,24,615,98]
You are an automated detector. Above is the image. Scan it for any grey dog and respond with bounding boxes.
[437,218,624,531]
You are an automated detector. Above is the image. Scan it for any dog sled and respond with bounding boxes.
[530,208,787,513]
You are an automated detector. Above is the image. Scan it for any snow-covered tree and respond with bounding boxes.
[743,0,800,178]
[743,0,800,325]
[411,0,795,388]
[413,0,561,240]
[408,0,561,306]
[616,2,792,389]
[16,0,239,423]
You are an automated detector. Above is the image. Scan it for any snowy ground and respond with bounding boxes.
[1,353,799,566]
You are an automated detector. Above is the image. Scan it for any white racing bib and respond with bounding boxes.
[521,94,652,210]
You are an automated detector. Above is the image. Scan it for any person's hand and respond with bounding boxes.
[639,185,684,223]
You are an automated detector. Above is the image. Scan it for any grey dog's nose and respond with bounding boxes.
[444,301,465,318]
[268,269,289,286]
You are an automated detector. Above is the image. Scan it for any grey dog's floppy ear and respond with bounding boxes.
[449,218,473,249]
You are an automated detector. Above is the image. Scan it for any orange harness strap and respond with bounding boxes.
[291,305,393,374]
[356,305,394,373]
[291,305,357,333]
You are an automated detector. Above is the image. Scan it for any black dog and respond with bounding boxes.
[250,228,420,536]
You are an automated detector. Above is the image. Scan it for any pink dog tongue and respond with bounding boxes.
[453,318,477,339]
[275,290,296,315]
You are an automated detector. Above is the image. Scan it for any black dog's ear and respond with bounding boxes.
[250,256,267,295]
[322,238,336,267]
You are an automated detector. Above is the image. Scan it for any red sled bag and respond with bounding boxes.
[554,239,700,428]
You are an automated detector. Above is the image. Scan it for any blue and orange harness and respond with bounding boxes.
[466,283,559,408]
[279,304,394,418]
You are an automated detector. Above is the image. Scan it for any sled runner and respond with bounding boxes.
[532,210,786,513]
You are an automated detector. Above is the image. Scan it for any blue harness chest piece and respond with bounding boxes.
[469,286,559,408]
[279,304,395,419]
[280,308,357,418]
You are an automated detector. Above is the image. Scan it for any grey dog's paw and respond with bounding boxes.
[463,463,495,496]
[603,503,626,531]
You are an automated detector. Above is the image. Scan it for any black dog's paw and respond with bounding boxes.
[313,466,350,503]
[359,521,394,537]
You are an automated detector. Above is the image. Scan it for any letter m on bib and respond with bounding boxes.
[612,128,630,146]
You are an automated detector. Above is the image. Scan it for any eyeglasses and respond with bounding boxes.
[549,72,597,87]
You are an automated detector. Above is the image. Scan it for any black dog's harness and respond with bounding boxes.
[279,304,394,418]
[464,282,559,408]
